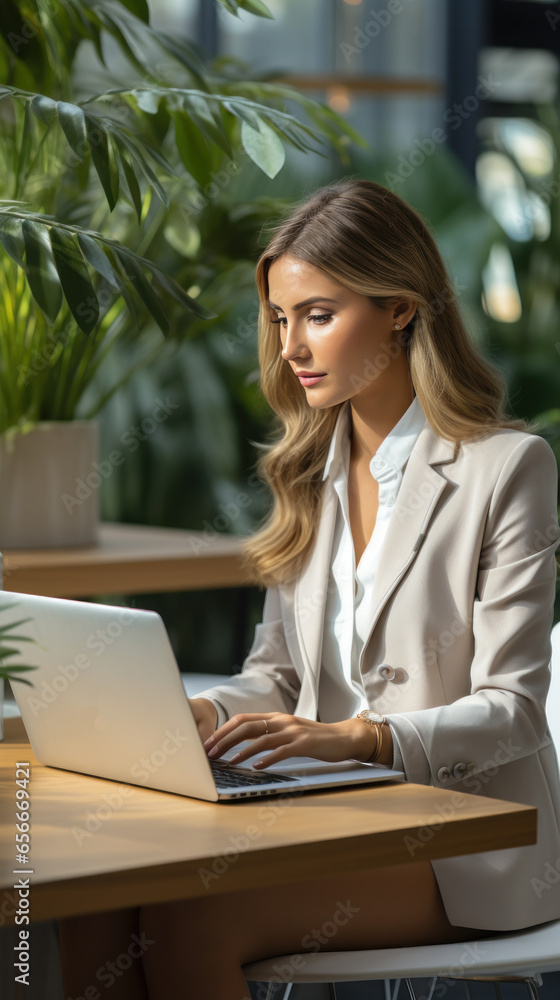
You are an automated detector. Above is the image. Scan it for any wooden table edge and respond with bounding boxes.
[0,798,537,924]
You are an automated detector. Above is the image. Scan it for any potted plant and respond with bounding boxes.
[0,600,38,740]
[0,0,363,548]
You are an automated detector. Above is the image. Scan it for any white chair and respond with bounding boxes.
[242,623,560,1000]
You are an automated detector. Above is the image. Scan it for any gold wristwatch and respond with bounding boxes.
[356,710,387,764]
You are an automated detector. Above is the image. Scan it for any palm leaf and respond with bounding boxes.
[50,228,99,334]
[22,218,63,324]
[0,209,216,329]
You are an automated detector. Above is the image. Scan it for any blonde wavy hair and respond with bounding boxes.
[240,178,536,589]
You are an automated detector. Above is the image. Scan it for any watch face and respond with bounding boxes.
[361,711,385,724]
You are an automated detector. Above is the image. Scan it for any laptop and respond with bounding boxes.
[2,591,404,802]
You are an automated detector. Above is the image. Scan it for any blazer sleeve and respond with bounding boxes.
[191,584,302,723]
[384,433,560,787]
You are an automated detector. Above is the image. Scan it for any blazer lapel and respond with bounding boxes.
[356,427,457,669]
[293,481,338,692]
[294,421,458,689]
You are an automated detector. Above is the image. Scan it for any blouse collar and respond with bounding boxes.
[322,393,428,485]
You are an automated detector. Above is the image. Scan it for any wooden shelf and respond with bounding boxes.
[269,74,444,94]
[1,522,259,597]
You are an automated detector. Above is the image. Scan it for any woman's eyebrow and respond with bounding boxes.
[268,296,339,311]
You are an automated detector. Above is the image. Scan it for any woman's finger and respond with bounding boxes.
[203,712,278,749]
[205,714,289,760]
[228,732,292,766]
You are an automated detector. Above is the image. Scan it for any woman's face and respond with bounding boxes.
[267,254,416,410]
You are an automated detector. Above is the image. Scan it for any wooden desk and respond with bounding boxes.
[1,522,258,597]
[0,718,537,925]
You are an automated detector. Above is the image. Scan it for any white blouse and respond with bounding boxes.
[317,393,427,771]
[207,394,427,775]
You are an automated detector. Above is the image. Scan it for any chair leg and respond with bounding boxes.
[261,983,293,1000]
[404,978,439,1000]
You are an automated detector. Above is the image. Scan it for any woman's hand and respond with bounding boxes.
[201,712,388,768]
[189,697,219,746]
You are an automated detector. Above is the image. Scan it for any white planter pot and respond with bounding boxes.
[0,421,100,548]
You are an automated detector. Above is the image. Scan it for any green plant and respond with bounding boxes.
[0,601,37,686]
[466,100,560,456]
[0,0,365,438]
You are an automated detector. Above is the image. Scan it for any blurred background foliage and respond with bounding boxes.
[2,0,560,678]
[0,0,364,438]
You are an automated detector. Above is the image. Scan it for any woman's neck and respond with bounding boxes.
[349,381,416,464]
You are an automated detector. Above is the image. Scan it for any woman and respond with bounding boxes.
[59,179,560,1000]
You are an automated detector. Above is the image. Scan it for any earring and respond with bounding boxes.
[394,324,401,330]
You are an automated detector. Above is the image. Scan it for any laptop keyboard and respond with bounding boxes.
[210,760,296,788]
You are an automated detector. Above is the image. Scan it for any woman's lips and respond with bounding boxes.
[298,374,326,386]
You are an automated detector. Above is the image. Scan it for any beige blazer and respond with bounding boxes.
[199,420,560,931]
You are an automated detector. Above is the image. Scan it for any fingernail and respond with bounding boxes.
[208,746,219,757]
[203,737,214,748]
[253,761,265,768]
[229,753,240,763]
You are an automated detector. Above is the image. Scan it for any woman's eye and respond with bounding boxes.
[270,314,332,326]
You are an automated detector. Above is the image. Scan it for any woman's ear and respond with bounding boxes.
[393,298,418,328]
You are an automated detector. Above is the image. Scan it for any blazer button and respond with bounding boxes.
[377,663,396,681]
[452,762,467,779]
[437,766,451,782]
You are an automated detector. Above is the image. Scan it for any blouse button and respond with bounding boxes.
[377,663,396,681]
[437,766,451,782]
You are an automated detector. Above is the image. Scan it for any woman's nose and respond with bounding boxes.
[281,323,309,361]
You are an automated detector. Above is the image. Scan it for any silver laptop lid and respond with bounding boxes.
[4,591,223,801]
[4,591,403,801]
